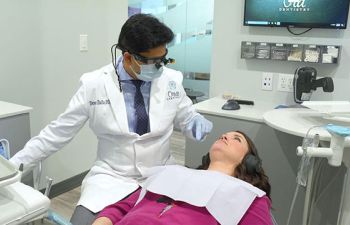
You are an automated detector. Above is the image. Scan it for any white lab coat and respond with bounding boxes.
[10,63,199,212]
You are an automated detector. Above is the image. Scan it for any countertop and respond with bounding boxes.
[263,108,331,139]
[263,107,350,142]
[0,101,32,119]
[195,97,350,142]
[194,96,276,123]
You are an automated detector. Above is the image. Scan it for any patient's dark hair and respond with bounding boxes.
[197,131,271,199]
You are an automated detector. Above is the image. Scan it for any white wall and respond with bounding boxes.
[0,1,42,116]
[211,0,350,105]
[0,0,128,187]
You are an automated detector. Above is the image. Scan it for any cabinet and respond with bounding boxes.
[241,41,341,64]
[0,101,32,184]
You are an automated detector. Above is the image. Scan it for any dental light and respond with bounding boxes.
[293,67,334,104]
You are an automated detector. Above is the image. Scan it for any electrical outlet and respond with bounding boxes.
[262,72,273,91]
[277,73,294,92]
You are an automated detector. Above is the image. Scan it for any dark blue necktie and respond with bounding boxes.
[132,80,149,135]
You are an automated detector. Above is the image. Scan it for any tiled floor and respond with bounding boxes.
[48,130,185,222]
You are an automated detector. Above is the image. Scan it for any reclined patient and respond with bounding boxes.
[92,131,273,225]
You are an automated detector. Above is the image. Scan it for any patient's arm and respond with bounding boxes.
[92,217,113,225]
[93,188,141,224]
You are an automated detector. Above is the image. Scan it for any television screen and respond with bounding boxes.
[244,0,350,29]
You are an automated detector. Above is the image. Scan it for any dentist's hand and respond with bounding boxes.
[0,151,7,159]
[186,115,213,141]
[0,144,8,159]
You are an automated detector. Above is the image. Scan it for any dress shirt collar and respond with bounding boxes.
[116,56,133,81]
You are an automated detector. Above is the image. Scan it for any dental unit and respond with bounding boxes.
[287,124,350,225]
[296,124,350,167]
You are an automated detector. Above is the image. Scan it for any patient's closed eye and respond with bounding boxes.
[232,136,242,142]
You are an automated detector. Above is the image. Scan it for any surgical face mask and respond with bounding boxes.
[130,57,164,82]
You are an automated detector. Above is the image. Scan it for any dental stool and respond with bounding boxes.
[0,157,50,225]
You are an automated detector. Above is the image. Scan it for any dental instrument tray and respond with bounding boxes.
[0,156,21,188]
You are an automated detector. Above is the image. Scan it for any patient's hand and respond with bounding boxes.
[92,217,113,225]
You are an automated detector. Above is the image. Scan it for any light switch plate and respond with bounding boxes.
[80,34,88,52]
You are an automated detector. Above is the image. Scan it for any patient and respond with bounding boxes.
[92,131,272,225]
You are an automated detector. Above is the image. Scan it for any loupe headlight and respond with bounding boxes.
[155,58,175,69]
[131,48,175,69]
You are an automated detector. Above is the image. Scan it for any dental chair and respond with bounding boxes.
[0,140,65,225]
[0,156,50,225]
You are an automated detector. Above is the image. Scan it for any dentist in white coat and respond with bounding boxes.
[10,13,213,225]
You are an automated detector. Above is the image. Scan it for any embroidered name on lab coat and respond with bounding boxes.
[166,81,180,101]
[89,99,111,106]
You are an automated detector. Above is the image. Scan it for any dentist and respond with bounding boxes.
[10,13,213,225]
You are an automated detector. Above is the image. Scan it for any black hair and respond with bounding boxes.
[197,131,271,199]
[117,13,174,54]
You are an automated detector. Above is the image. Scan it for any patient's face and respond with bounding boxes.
[210,131,249,167]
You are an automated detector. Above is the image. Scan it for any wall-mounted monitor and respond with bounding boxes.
[244,0,350,29]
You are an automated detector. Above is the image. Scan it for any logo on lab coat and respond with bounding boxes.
[167,81,180,100]
[169,81,176,90]
[89,99,111,106]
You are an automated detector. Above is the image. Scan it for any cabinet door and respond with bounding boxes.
[0,113,31,157]
[0,113,32,185]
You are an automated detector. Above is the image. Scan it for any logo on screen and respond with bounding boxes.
[280,0,310,12]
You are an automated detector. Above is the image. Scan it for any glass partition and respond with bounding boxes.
[128,0,213,102]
